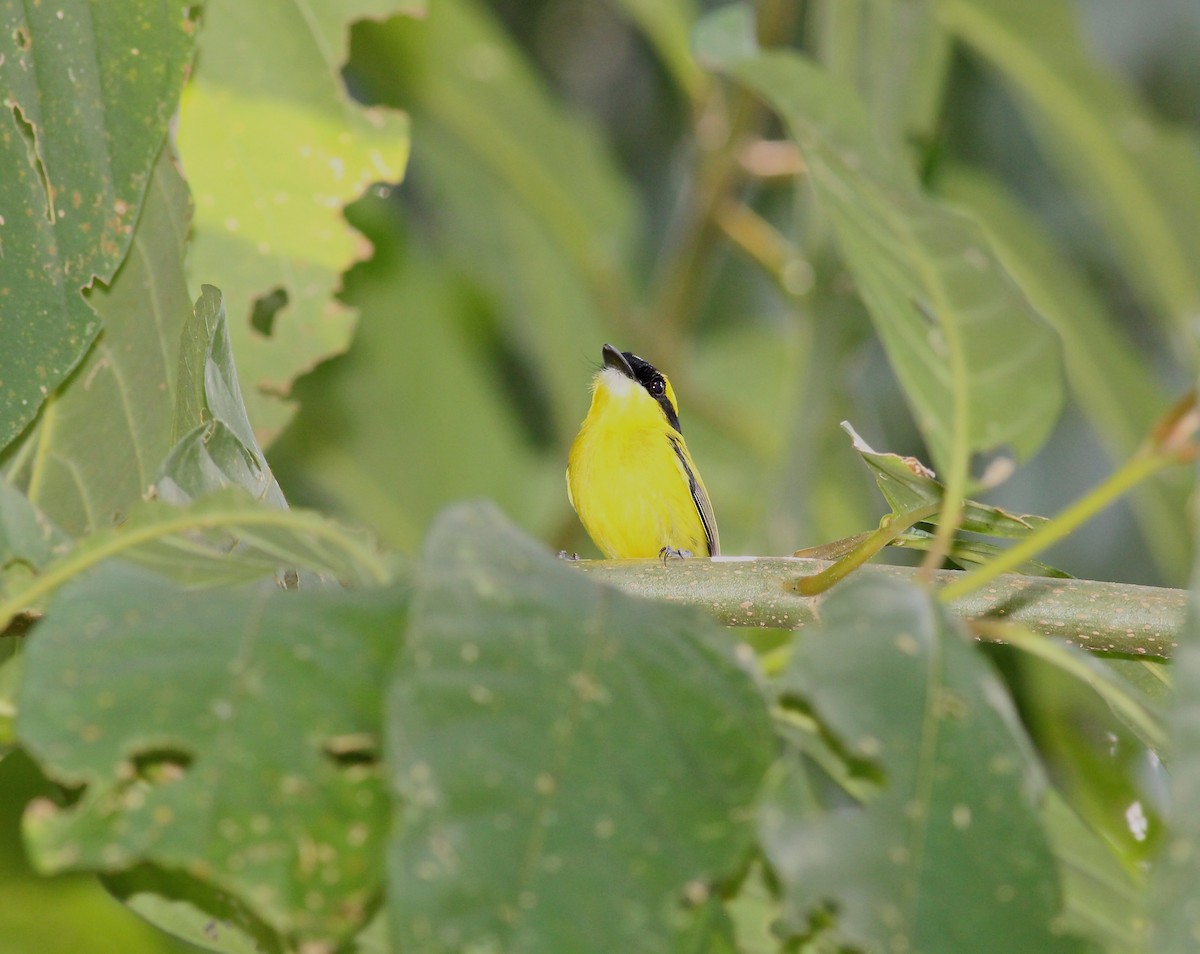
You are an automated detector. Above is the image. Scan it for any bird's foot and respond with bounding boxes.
[658,546,692,563]
[557,550,580,561]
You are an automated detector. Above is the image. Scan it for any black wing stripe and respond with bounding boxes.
[669,435,717,556]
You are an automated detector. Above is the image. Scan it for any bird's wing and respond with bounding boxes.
[668,435,720,556]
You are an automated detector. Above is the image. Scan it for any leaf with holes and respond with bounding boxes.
[4,148,194,537]
[0,2,195,450]
[17,564,410,947]
[763,574,1085,952]
[387,502,774,952]
[177,0,418,442]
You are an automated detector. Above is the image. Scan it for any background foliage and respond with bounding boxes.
[1,0,1199,951]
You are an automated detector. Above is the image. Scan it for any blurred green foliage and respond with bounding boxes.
[3,0,1200,951]
[272,0,1198,590]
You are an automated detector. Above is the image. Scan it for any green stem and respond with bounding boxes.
[790,501,940,595]
[938,450,1172,603]
[573,557,1183,658]
[0,504,392,629]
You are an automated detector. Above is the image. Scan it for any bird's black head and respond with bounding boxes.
[601,343,682,433]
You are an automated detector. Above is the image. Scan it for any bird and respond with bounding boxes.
[566,344,719,560]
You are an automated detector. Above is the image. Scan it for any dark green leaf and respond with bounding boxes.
[17,564,410,947]
[387,502,775,952]
[699,6,1064,481]
[765,574,1085,953]
[0,2,194,449]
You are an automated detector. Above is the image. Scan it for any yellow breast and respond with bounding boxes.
[566,364,717,559]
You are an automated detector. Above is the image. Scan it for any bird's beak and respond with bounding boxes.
[601,343,635,379]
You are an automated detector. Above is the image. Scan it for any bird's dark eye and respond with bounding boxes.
[648,378,665,396]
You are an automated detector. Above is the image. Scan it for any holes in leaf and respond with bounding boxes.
[250,286,289,337]
[322,733,379,768]
[131,747,193,785]
[776,692,885,797]
[10,104,53,222]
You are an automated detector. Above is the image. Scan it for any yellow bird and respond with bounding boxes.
[566,344,719,559]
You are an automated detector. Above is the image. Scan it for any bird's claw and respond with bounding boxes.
[658,546,692,563]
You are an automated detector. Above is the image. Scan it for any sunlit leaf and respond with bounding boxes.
[388,502,775,952]
[178,0,416,442]
[269,215,560,552]
[0,2,194,449]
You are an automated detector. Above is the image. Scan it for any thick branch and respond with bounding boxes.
[573,557,1183,660]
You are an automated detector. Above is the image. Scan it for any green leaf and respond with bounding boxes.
[936,166,1190,581]
[0,2,195,450]
[387,502,775,952]
[0,488,395,629]
[105,864,287,954]
[1148,576,1200,947]
[764,574,1085,953]
[811,0,952,155]
[844,422,1048,538]
[1042,792,1141,953]
[937,0,1200,340]
[17,564,410,947]
[0,479,69,573]
[612,0,703,96]
[3,148,195,537]
[177,0,415,442]
[158,286,286,509]
[699,6,1064,487]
